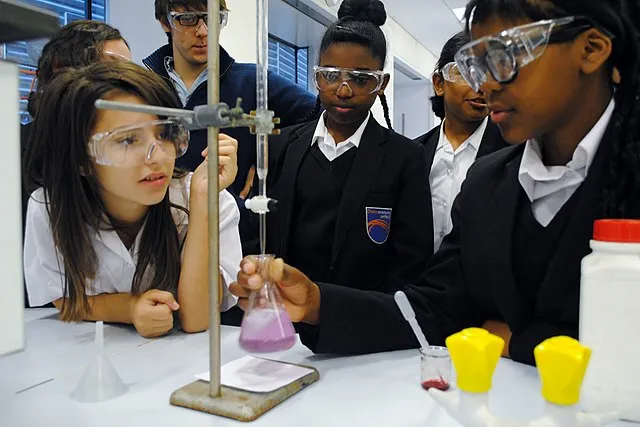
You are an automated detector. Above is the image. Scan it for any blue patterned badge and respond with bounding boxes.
[366,207,392,244]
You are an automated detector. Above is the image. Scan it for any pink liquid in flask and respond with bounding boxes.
[239,308,296,353]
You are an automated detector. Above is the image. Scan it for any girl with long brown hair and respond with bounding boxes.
[24,61,242,338]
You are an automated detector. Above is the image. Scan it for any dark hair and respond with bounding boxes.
[25,61,187,321]
[155,0,227,44]
[430,32,470,120]
[28,20,128,119]
[464,0,640,218]
[306,0,392,128]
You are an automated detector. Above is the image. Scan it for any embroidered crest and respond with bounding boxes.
[366,207,392,244]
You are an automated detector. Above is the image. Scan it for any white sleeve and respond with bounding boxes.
[23,189,66,307]
[175,174,242,312]
[219,189,242,311]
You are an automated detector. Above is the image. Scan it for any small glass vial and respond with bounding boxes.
[420,346,451,391]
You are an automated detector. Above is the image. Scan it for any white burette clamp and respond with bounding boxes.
[245,195,278,214]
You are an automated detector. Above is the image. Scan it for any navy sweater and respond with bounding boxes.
[143,45,316,252]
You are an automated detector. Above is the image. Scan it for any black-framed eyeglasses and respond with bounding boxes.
[168,11,228,31]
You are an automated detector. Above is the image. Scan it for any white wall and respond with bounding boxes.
[394,81,434,139]
[108,0,165,64]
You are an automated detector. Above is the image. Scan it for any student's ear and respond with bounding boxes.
[577,28,613,76]
[432,72,445,97]
[377,73,391,94]
[79,165,90,177]
[159,18,171,33]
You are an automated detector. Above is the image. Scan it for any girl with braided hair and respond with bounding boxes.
[259,0,433,294]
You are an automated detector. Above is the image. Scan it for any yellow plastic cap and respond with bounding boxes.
[445,328,504,393]
[534,336,592,406]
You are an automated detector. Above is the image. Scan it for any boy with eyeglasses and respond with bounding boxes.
[144,0,316,259]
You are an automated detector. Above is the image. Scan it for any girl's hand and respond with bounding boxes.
[129,289,180,338]
[229,256,322,325]
[190,134,239,206]
[218,134,239,191]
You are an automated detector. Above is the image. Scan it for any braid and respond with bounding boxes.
[379,93,393,130]
[603,0,640,217]
[298,95,323,124]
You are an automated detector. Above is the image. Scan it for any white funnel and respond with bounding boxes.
[71,321,127,403]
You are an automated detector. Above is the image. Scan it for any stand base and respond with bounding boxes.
[170,364,319,422]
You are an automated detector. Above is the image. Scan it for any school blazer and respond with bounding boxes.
[414,119,510,170]
[296,121,639,366]
[266,116,434,293]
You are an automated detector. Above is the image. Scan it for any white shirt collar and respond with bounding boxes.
[519,97,615,202]
[312,111,371,149]
[437,117,488,154]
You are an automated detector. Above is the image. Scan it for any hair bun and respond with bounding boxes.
[338,0,387,27]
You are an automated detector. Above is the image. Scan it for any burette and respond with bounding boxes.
[243,0,279,254]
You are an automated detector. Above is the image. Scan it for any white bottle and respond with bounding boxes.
[580,219,640,422]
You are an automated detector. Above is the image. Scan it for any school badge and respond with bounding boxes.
[366,207,392,244]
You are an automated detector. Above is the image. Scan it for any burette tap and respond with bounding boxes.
[244,104,281,214]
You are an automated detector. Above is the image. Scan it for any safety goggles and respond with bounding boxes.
[454,16,612,92]
[168,10,228,31]
[313,66,385,95]
[437,62,468,85]
[89,120,189,167]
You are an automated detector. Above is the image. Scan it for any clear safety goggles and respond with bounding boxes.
[168,10,228,31]
[437,62,468,85]
[313,66,385,95]
[89,120,189,167]
[454,16,612,92]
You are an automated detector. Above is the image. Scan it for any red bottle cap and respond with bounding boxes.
[593,219,640,243]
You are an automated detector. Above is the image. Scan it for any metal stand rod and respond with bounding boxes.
[167,1,320,418]
[207,0,221,398]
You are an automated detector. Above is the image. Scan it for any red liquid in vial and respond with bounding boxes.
[421,378,450,391]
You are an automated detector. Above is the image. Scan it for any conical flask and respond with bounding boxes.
[239,254,296,353]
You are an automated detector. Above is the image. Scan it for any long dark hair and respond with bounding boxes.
[463,0,640,218]
[303,0,392,129]
[430,32,470,120]
[25,61,187,321]
[28,20,128,119]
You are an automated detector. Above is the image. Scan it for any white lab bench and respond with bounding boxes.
[0,308,633,427]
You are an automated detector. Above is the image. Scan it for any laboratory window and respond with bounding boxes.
[0,0,106,124]
[268,35,309,91]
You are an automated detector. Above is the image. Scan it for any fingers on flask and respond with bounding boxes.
[239,254,296,353]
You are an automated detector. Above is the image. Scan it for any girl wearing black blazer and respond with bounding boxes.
[263,0,432,293]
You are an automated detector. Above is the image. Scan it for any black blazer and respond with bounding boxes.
[414,119,510,170]
[266,116,434,293]
[297,121,638,365]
